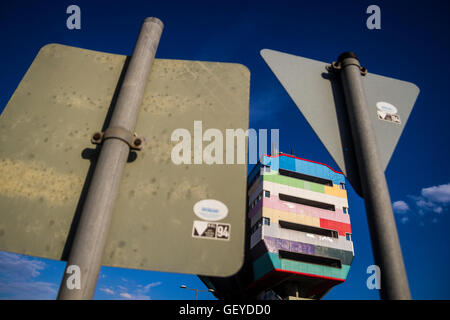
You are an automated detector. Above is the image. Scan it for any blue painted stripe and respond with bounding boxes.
[262,155,345,185]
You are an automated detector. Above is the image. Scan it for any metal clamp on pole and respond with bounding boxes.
[327,52,368,76]
[91,127,145,151]
[57,17,163,300]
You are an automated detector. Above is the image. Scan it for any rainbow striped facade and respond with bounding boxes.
[245,154,354,299]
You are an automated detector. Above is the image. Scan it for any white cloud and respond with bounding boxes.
[143,281,162,292]
[434,206,443,214]
[132,292,151,300]
[421,183,450,204]
[98,280,159,300]
[0,252,57,300]
[0,252,46,279]
[395,182,450,225]
[0,280,57,300]
[393,201,409,214]
[100,287,114,295]
[415,196,444,214]
[119,292,132,299]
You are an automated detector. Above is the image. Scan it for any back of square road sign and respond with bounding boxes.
[0,44,250,277]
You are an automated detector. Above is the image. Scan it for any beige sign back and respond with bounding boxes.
[0,44,250,277]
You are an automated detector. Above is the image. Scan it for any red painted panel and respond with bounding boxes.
[273,268,345,282]
[320,218,352,236]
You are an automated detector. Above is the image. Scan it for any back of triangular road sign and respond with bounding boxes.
[261,49,420,196]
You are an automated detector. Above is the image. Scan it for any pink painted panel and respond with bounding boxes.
[262,195,351,223]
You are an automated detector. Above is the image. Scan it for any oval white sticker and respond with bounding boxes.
[193,199,228,221]
[376,101,398,115]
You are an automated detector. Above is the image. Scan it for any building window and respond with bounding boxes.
[250,191,264,210]
[279,220,339,239]
[278,168,333,186]
[251,219,263,235]
[346,233,352,241]
[263,217,270,226]
[343,207,348,214]
[279,250,342,269]
[264,190,270,198]
[340,182,346,190]
[279,193,335,211]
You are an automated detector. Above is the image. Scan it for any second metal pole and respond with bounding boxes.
[57,17,163,300]
[337,52,411,300]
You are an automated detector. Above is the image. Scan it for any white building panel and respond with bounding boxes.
[262,223,354,253]
[263,180,349,210]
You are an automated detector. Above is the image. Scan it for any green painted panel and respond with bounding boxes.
[254,252,350,281]
[253,252,274,280]
[263,174,324,193]
[311,182,324,193]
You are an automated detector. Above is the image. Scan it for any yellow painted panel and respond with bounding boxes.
[324,185,347,198]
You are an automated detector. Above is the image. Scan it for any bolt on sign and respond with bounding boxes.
[0,44,250,277]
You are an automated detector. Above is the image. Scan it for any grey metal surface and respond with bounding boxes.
[339,56,411,300]
[0,43,250,278]
[57,17,164,299]
[260,49,419,195]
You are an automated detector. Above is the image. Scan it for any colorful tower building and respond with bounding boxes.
[244,153,354,299]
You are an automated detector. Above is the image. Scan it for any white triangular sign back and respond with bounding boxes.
[261,49,419,195]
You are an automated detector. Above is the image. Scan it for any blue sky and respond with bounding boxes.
[1,0,450,300]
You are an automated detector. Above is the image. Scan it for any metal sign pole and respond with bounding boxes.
[57,17,163,300]
[336,52,411,300]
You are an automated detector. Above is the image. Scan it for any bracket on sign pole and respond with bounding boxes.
[326,52,368,76]
[91,127,146,151]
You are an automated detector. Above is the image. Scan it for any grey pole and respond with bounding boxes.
[57,17,164,300]
[336,52,411,300]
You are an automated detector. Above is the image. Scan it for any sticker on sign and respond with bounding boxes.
[193,199,228,221]
[192,221,230,241]
[376,101,401,124]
